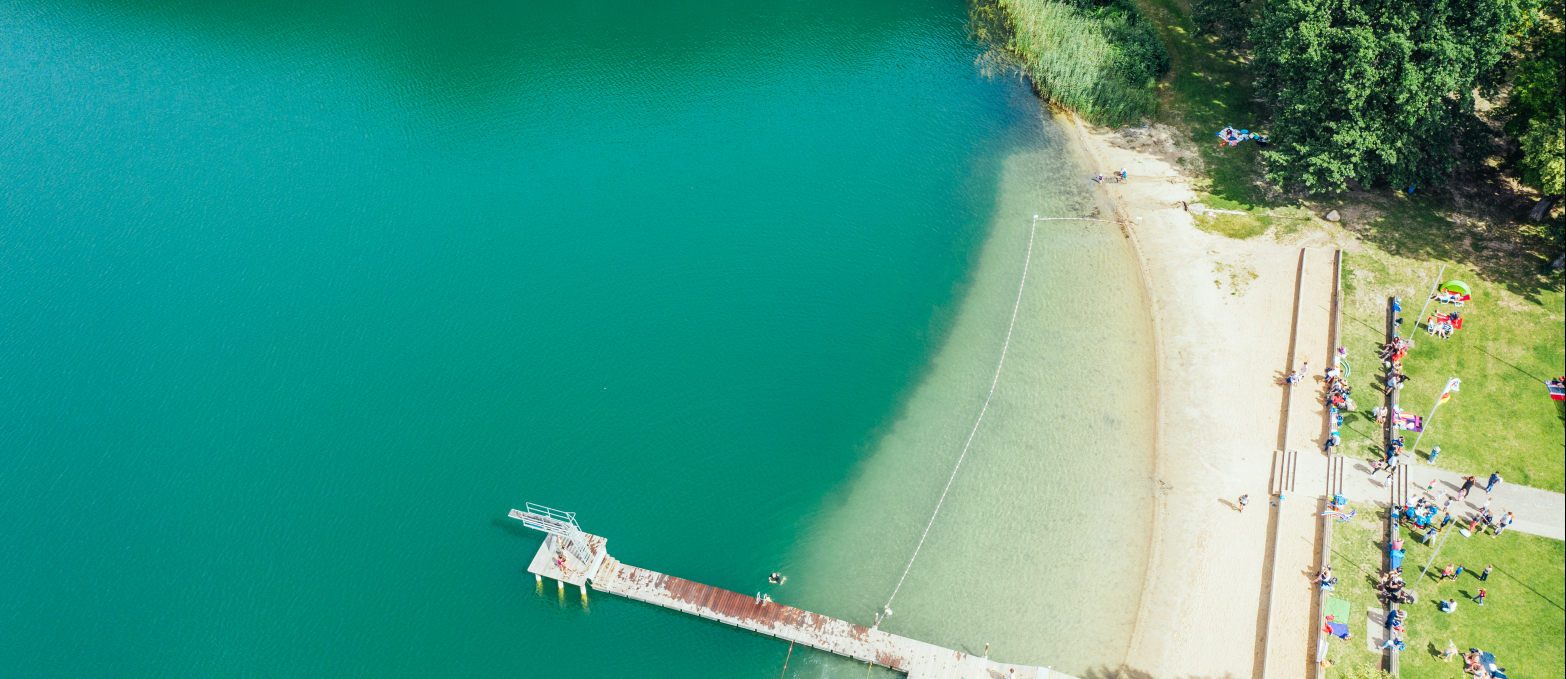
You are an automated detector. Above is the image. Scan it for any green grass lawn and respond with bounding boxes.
[1336,245,1565,493]
[1138,0,1316,238]
[1324,504,1565,679]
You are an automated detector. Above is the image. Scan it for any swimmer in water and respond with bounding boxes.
[768,572,787,585]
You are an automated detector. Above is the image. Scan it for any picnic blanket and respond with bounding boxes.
[1323,596,1352,622]
[1395,412,1424,431]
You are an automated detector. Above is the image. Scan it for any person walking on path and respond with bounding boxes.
[1459,475,1476,500]
[1494,512,1514,537]
[1486,472,1502,493]
[1238,494,1249,513]
[1480,564,1493,581]
[1472,588,1487,605]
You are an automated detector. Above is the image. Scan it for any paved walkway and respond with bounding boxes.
[1335,461,1565,540]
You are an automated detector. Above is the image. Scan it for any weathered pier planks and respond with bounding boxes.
[524,528,1074,679]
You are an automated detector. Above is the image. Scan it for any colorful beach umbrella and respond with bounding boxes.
[1442,280,1471,294]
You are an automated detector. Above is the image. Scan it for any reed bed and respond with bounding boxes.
[982,0,1168,123]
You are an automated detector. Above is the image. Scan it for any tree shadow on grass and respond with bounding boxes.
[1340,193,1564,304]
[1473,344,1553,383]
[1492,566,1566,612]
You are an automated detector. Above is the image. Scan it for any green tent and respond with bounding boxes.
[1442,280,1471,295]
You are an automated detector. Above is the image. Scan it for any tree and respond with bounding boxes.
[1192,0,1257,50]
[1501,1,1564,197]
[1250,0,1526,192]
[1519,115,1565,196]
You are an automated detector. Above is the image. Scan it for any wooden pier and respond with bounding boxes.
[513,509,1075,679]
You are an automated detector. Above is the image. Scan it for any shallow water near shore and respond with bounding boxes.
[785,149,1156,673]
[1,0,1151,677]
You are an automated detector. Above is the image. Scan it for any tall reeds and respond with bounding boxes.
[974,0,1169,123]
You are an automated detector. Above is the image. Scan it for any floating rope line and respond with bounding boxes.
[874,215,1041,629]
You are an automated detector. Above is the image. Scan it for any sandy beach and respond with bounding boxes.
[1060,112,1344,679]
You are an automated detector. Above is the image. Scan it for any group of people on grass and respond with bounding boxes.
[1427,311,1463,339]
[1426,285,1469,338]
[1379,335,1413,363]
[1214,126,1268,146]
[1461,648,1508,678]
[1369,404,1423,434]
[1378,609,1409,650]
[1326,287,1526,675]
[1442,644,1509,678]
[1321,494,1355,522]
[1375,563,1415,605]
[1324,366,1354,410]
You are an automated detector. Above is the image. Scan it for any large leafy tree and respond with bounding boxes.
[1250,0,1525,192]
[1501,1,1564,197]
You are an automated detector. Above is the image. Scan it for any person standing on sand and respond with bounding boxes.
[1238,494,1249,513]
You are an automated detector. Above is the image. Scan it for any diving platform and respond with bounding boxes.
[511,506,1077,679]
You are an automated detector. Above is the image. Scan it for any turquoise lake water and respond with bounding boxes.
[0,1,1154,676]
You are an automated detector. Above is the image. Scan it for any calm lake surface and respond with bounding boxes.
[0,0,1154,676]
